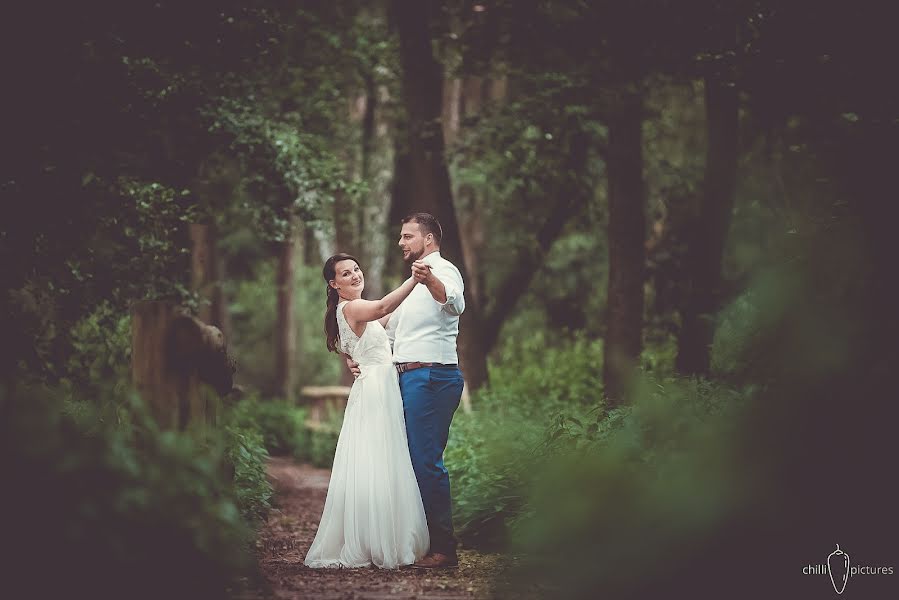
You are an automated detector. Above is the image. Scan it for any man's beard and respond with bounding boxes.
[403,247,424,264]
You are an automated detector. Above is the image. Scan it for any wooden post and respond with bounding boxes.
[132,301,180,428]
[131,300,234,430]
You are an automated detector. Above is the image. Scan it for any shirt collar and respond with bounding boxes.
[422,251,441,267]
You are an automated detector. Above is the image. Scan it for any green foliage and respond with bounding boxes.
[6,175,196,383]
[481,330,605,415]
[227,259,342,394]
[221,423,273,524]
[640,333,679,377]
[206,98,351,240]
[228,395,309,457]
[1,384,253,599]
[446,403,547,549]
[4,1,367,383]
[64,302,133,390]
[712,218,866,383]
[225,393,341,468]
[449,328,748,561]
[448,332,606,547]
[306,424,342,469]
[502,377,749,599]
[527,232,609,335]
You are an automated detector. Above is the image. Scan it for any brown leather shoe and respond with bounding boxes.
[411,552,459,569]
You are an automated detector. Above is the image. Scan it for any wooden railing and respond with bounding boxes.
[300,385,351,431]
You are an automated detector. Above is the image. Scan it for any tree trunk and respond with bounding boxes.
[334,188,357,257]
[442,77,462,147]
[476,129,590,351]
[676,76,739,375]
[392,0,463,263]
[603,89,647,405]
[189,223,228,340]
[275,219,299,400]
[359,78,394,299]
[131,301,230,430]
[454,76,490,312]
[334,97,360,261]
[394,0,490,389]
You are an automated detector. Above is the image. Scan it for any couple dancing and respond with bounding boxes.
[304,212,465,570]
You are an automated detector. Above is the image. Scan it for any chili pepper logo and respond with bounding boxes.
[828,544,850,594]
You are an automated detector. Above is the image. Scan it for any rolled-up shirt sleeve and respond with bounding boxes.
[431,262,465,316]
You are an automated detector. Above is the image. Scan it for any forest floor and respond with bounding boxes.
[235,456,515,600]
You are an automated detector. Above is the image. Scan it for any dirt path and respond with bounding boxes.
[246,456,506,599]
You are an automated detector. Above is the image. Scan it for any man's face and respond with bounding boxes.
[398,221,429,263]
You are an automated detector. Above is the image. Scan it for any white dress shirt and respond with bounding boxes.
[387,251,465,364]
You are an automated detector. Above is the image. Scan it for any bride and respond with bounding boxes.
[304,253,429,569]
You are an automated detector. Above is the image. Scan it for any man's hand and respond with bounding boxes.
[345,355,361,378]
[411,260,432,284]
[412,259,448,304]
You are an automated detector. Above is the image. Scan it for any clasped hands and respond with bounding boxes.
[410,259,433,284]
[346,260,431,379]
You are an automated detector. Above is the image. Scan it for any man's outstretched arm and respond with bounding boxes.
[412,260,465,315]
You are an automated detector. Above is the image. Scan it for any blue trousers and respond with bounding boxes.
[399,366,464,555]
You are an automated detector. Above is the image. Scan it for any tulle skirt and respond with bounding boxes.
[304,363,429,569]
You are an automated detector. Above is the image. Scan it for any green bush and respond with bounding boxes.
[228,395,309,457]
[1,384,253,600]
[307,424,341,468]
[225,394,342,468]
[448,332,606,548]
[475,375,753,599]
[65,301,133,387]
[226,260,342,394]
[221,423,273,524]
[480,330,605,416]
[448,329,749,556]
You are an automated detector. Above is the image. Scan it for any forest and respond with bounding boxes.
[2,1,897,599]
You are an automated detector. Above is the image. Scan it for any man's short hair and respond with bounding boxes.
[402,212,443,245]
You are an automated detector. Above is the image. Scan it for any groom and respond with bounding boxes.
[348,212,465,569]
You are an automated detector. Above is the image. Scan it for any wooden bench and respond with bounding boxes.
[300,385,351,430]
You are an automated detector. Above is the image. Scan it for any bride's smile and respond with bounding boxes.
[331,260,366,300]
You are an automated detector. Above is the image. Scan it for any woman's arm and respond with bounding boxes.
[343,276,417,335]
[377,312,392,329]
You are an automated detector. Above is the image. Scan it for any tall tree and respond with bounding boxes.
[393,0,492,386]
[357,77,396,299]
[274,218,299,400]
[676,73,739,375]
[448,2,506,343]
[2,2,356,382]
[391,0,463,261]
[189,223,229,338]
[602,88,647,403]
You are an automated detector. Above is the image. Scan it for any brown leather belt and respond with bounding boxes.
[395,362,457,374]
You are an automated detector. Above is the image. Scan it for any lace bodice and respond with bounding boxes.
[337,302,394,366]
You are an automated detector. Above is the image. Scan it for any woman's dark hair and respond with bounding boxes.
[323,253,360,353]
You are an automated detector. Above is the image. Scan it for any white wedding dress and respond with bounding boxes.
[304,302,429,569]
